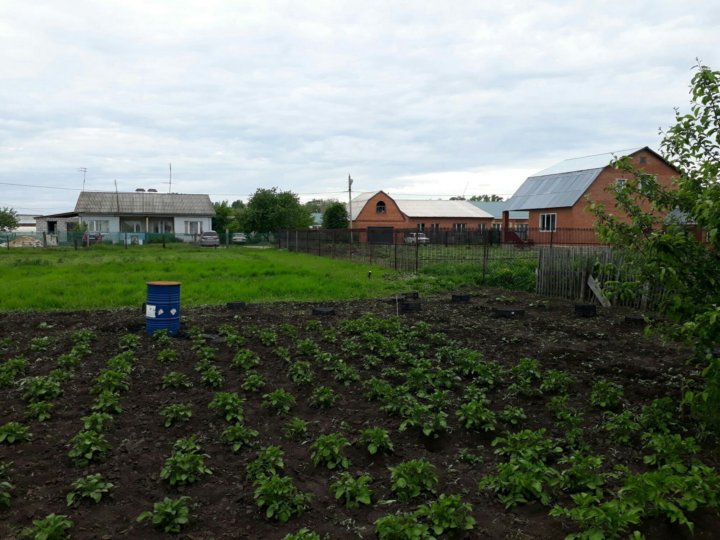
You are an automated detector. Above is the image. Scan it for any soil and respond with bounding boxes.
[0,288,717,539]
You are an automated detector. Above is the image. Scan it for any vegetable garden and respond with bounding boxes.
[1,290,718,539]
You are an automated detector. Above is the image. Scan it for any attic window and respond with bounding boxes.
[639,156,647,165]
[376,201,386,214]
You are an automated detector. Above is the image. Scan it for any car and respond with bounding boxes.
[82,231,103,245]
[404,232,430,245]
[231,232,247,244]
[199,230,220,247]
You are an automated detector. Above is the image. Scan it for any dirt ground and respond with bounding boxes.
[0,288,717,539]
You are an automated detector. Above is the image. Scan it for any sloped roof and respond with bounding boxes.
[506,148,645,212]
[469,201,528,220]
[351,191,492,219]
[74,192,215,216]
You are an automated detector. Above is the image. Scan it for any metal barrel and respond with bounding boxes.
[146,281,181,336]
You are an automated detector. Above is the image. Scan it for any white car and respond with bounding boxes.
[404,232,430,245]
[231,232,247,244]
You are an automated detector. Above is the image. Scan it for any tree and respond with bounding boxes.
[322,202,349,229]
[0,207,19,232]
[212,201,234,233]
[589,62,720,427]
[303,198,338,214]
[469,195,504,202]
[243,188,313,232]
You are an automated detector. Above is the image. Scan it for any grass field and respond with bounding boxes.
[0,245,451,311]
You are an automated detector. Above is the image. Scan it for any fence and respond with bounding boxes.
[280,227,664,310]
[1,231,275,248]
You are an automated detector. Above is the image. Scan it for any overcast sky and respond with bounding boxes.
[1,1,718,215]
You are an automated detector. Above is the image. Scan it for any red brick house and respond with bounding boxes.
[351,191,493,243]
[503,147,678,244]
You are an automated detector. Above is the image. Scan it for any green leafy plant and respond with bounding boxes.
[0,461,13,509]
[208,391,245,422]
[0,356,27,387]
[288,361,314,385]
[68,430,109,466]
[152,328,173,346]
[458,448,483,466]
[81,412,114,432]
[399,402,448,438]
[160,403,193,427]
[253,473,308,522]
[246,446,285,480]
[26,400,53,422]
[363,377,394,401]
[310,385,337,408]
[21,376,62,403]
[282,528,321,540]
[590,379,624,410]
[118,333,141,351]
[199,365,225,388]
[330,472,373,509]
[66,473,114,506]
[92,369,130,395]
[479,457,558,508]
[550,491,643,539]
[137,496,191,534]
[161,371,192,390]
[160,435,212,486]
[456,399,497,432]
[241,371,266,392]
[157,348,178,362]
[602,410,641,445]
[359,427,394,456]
[257,328,278,347]
[221,422,259,452]
[641,432,700,470]
[499,405,527,426]
[30,336,52,352]
[20,513,73,540]
[551,452,605,494]
[540,369,575,394]
[232,349,262,370]
[375,512,432,540]
[492,428,562,463]
[310,433,351,470]
[283,417,309,441]
[414,494,475,536]
[389,459,438,501]
[262,388,296,415]
[0,421,31,444]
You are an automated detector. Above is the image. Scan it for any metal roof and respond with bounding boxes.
[469,201,528,220]
[74,192,215,216]
[506,148,645,211]
[350,192,377,220]
[396,199,493,218]
[531,148,643,177]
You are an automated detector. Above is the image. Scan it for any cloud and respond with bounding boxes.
[0,1,718,213]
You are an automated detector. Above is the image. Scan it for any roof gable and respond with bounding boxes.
[74,192,215,216]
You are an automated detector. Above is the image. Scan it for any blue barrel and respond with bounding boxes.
[146,281,181,336]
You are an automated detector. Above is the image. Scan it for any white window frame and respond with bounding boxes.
[417,223,425,231]
[539,213,556,232]
[375,201,386,214]
[184,221,202,235]
[452,223,466,232]
[87,219,110,233]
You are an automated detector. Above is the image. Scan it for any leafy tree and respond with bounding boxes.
[322,202,349,229]
[589,61,720,428]
[212,201,234,233]
[0,207,19,232]
[469,195,504,202]
[303,199,338,214]
[244,188,312,233]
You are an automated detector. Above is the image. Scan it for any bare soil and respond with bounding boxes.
[0,288,717,539]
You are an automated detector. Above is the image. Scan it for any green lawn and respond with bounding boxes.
[1,245,426,311]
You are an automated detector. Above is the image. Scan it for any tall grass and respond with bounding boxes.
[1,246,413,311]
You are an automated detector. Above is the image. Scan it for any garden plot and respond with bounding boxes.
[0,291,718,539]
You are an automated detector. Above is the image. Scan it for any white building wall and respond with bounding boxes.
[173,216,213,235]
[79,215,121,232]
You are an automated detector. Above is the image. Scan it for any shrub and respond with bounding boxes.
[157,348,178,362]
[137,496,191,534]
[91,391,123,414]
[283,417,309,441]
[241,371,266,392]
[590,379,624,410]
[21,376,62,403]
[81,412,114,432]
[208,391,245,422]
[282,528,321,540]
[221,423,259,452]
[233,349,262,370]
[456,400,497,432]
[415,494,475,536]
[375,512,432,540]
[310,385,337,408]
[161,371,192,390]
[262,389,296,415]
[118,333,140,351]
[68,430,109,466]
[199,365,225,389]
[26,401,53,422]
[160,435,212,486]
[389,459,438,501]
[246,446,285,480]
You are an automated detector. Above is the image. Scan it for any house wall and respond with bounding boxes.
[173,216,213,235]
[35,217,79,235]
[79,215,121,232]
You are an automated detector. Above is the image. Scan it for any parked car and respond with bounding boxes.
[404,232,430,245]
[199,230,220,247]
[231,232,247,244]
[82,232,103,245]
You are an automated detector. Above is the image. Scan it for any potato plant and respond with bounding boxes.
[137,496,191,534]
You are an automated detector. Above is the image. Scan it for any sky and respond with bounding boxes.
[1,1,719,215]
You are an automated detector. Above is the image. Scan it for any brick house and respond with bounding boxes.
[503,147,678,244]
[351,191,493,243]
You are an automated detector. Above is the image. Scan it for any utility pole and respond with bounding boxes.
[348,174,353,243]
[78,168,87,191]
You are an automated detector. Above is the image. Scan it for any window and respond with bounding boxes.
[86,220,109,232]
[430,223,440,231]
[539,213,556,232]
[452,223,466,231]
[639,156,647,165]
[477,223,486,233]
[492,223,501,231]
[516,223,528,233]
[376,201,386,214]
[417,223,425,231]
[184,221,202,235]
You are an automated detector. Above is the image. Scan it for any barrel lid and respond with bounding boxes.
[146,281,181,286]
